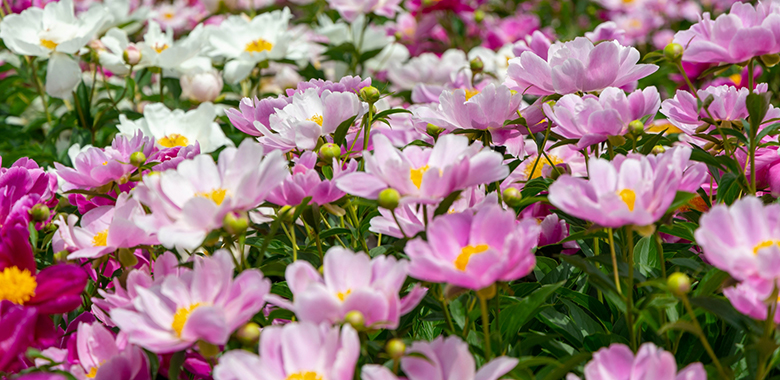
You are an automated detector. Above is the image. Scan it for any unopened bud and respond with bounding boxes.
[667,272,691,296]
[663,43,683,63]
[117,248,138,268]
[426,123,444,137]
[130,151,146,167]
[378,188,400,210]
[279,206,295,222]
[470,57,484,73]
[386,339,406,359]
[344,310,365,329]
[197,340,220,358]
[474,9,485,23]
[236,322,261,346]
[319,143,342,162]
[123,44,142,66]
[547,163,570,180]
[359,86,381,104]
[54,250,70,263]
[652,145,666,155]
[628,120,645,137]
[503,187,523,208]
[30,204,50,222]
[223,211,249,235]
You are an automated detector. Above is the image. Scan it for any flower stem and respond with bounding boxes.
[29,57,53,127]
[681,294,730,379]
[479,294,492,360]
[626,225,636,351]
[607,228,622,293]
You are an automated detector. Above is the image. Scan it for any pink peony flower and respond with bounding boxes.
[267,152,357,206]
[111,250,271,353]
[336,134,508,204]
[213,322,360,380]
[567,343,706,380]
[724,278,780,322]
[269,247,426,329]
[326,0,401,22]
[672,1,780,64]
[405,204,540,290]
[505,37,658,96]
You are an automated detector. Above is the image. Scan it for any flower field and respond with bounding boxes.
[1,0,779,379]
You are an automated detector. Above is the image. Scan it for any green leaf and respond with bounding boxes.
[541,352,593,380]
[716,172,741,205]
[168,350,186,380]
[639,132,667,155]
[693,268,729,297]
[373,108,412,120]
[500,281,565,337]
[433,190,462,216]
[333,115,358,147]
[746,91,772,133]
[319,228,351,239]
[665,191,697,214]
[754,122,780,144]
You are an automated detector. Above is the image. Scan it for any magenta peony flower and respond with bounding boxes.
[226,95,291,137]
[505,37,658,96]
[213,322,360,380]
[363,335,518,380]
[673,1,780,64]
[548,147,692,228]
[111,250,271,353]
[567,343,706,380]
[336,134,508,204]
[543,86,660,149]
[269,247,426,329]
[267,152,357,206]
[694,196,780,281]
[0,300,38,372]
[405,204,539,290]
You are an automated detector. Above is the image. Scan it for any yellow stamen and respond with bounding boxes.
[308,114,324,126]
[196,188,228,206]
[0,267,37,305]
[523,155,563,179]
[162,12,174,20]
[410,165,430,189]
[464,88,480,100]
[101,161,108,166]
[753,240,780,255]
[454,244,490,271]
[286,372,324,380]
[617,189,636,212]
[646,122,683,134]
[92,229,108,247]
[337,289,351,301]
[157,134,189,148]
[245,38,273,53]
[729,73,742,86]
[172,303,201,336]
[85,367,98,378]
[154,43,169,53]
[40,39,58,50]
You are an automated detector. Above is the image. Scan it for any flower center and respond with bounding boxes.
[196,188,228,206]
[245,38,273,53]
[617,189,636,212]
[162,12,174,20]
[154,43,169,53]
[0,267,37,305]
[286,372,323,380]
[308,114,324,126]
[172,303,202,337]
[753,240,780,255]
[40,39,58,50]
[464,88,480,100]
[729,73,742,86]
[92,229,108,247]
[410,165,430,189]
[157,134,189,148]
[336,289,351,302]
[85,367,98,378]
[454,244,490,271]
[523,155,563,179]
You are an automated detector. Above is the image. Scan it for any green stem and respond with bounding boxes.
[479,295,492,360]
[607,228,622,293]
[654,232,667,279]
[30,58,53,127]
[441,296,456,333]
[626,225,636,351]
[675,62,733,156]
[681,294,730,380]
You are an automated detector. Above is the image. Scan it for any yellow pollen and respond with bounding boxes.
[337,289,351,301]
[92,229,108,247]
[245,38,273,53]
[628,19,642,29]
[729,73,743,86]
[646,122,683,134]
[523,155,564,179]
[308,114,324,126]
[286,372,324,380]
[0,267,37,305]
[753,240,780,255]
[101,161,108,166]
[157,134,189,148]
[622,0,634,3]
[85,367,98,378]
[162,12,174,20]
[40,39,58,50]
[172,303,201,336]
[464,88,480,100]
[196,188,228,206]
[410,165,430,189]
[454,244,490,271]
[154,43,169,53]
[617,189,636,212]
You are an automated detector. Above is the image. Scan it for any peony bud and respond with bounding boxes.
[123,44,142,66]
[319,143,342,162]
[359,86,381,104]
[236,322,261,346]
[663,43,683,63]
[130,151,146,167]
[386,339,406,359]
[344,310,365,329]
[426,123,444,138]
[223,211,249,235]
[118,248,138,268]
[378,188,400,210]
[30,204,50,222]
[470,57,484,73]
[628,120,645,137]
[180,69,224,103]
[503,187,523,208]
[667,272,691,296]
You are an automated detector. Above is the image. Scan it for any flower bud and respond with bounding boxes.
[197,340,220,358]
[54,250,70,263]
[118,248,138,268]
[359,86,381,104]
[667,272,691,296]
[319,143,342,162]
[547,163,570,181]
[344,310,365,329]
[663,43,684,63]
[236,322,261,346]
[652,145,666,155]
[29,204,50,222]
[123,44,142,66]
[628,120,645,137]
[474,9,485,23]
[470,57,484,73]
[181,69,224,103]
[378,188,400,210]
[426,123,444,138]
[130,151,146,167]
[386,339,406,359]
[503,187,523,208]
[279,206,295,222]
[223,211,249,235]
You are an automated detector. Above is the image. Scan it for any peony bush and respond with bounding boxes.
[3,0,780,379]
